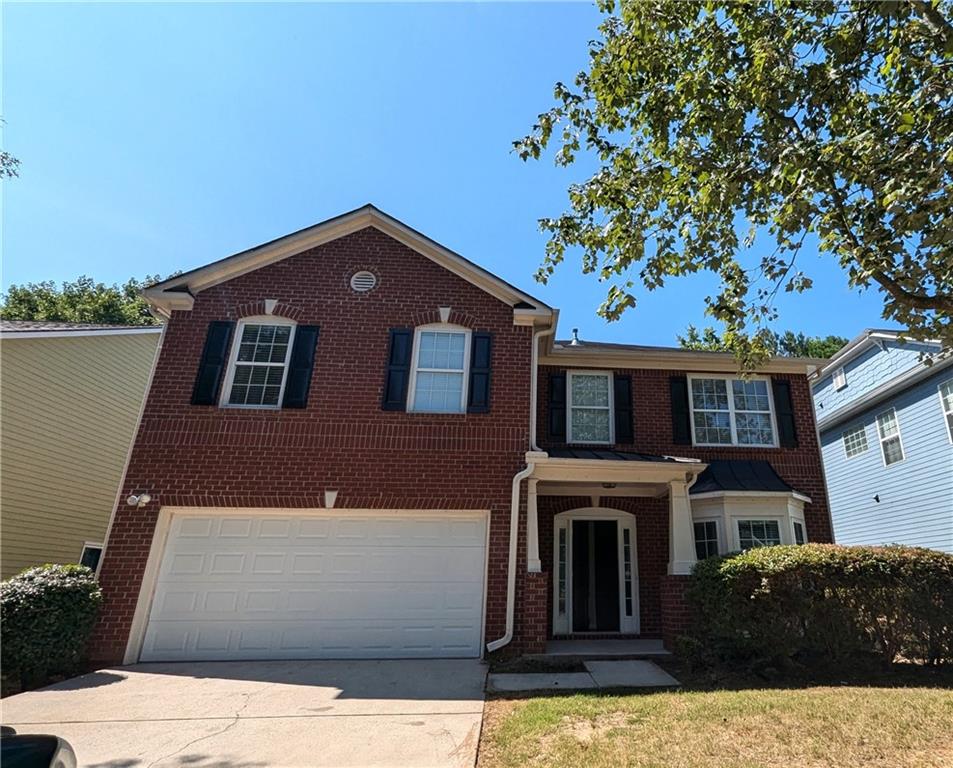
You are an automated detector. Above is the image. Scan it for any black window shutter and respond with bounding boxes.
[548,372,567,441]
[670,376,692,445]
[191,320,235,405]
[772,379,798,447]
[382,328,413,411]
[613,374,634,444]
[282,325,320,409]
[467,331,493,413]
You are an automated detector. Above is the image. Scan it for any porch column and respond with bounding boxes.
[526,478,541,572]
[668,479,697,575]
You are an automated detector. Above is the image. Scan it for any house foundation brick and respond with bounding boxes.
[660,574,692,650]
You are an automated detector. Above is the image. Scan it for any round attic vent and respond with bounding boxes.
[350,270,378,293]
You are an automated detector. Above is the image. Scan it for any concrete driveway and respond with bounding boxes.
[0,659,487,768]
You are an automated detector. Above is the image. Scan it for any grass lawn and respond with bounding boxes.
[478,665,953,768]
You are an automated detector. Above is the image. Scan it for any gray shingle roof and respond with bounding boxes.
[0,320,158,333]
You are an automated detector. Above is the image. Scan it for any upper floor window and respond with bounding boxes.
[940,380,953,443]
[842,424,869,458]
[737,519,782,549]
[407,325,471,413]
[689,375,776,447]
[876,408,905,466]
[222,318,296,408]
[833,367,847,390]
[568,371,613,443]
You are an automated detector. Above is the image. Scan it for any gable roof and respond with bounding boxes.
[811,328,944,382]
[142,204,552,320]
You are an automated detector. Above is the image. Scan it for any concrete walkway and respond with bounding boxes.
[1,659,487,768]
[487,660,679,693]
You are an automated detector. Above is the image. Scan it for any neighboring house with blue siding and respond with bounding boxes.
[811,330,953,553]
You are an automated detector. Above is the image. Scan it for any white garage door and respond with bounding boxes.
[139,511,487,661]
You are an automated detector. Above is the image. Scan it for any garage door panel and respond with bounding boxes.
[150,580,481,621]
[140,511,487,661]
[142,620,482,660]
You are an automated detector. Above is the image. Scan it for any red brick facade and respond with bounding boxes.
[91,221,832,664]
[537,365,833,544]
[91,227,534,664]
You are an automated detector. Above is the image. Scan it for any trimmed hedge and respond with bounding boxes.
[1,564,103,692]
[683,544,953,672]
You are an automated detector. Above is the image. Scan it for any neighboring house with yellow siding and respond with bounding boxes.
[1,321,161,579]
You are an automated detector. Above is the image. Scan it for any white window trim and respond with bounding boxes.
[842,423,869,459]
[692,517,720,560]
[875,407,905,467]
[791,519,808,546]
[939,379,953,444]
[80,541,104,568]
[736,518,784,549]
[566,369,615,445]
[406,323,472,414]
[687,374,779,448]
[220,316,297,409]
[833,367,847,390]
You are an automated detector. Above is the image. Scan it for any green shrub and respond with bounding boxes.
[685,544,953,673]
[1,564,103,691]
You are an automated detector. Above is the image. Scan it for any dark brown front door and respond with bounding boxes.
[571,520,620,632]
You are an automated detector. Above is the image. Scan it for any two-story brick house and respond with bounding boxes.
[90,205,832,666]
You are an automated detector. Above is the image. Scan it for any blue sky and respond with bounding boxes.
[3,2,885,345]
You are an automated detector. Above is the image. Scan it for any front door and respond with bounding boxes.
[571,520,620,632]
[552,510,640,636]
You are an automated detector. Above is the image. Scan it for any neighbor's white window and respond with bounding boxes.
[223,319,296,408]
[876,408,905,466]
[408,325,470,413]
[737,520,782,549]
[939,380,953,443]
[689,375,776,447]
[568,371,613,443]
[842,424,869,458]
[833,367,847,390]
[694,520,719,560]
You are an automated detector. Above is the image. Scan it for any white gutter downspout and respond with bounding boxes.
[530,312,558,452]
[486,314,559,653]
[486,461,536,653]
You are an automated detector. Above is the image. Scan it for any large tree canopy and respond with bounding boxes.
[1,276,164,325]
[517,0,952,368]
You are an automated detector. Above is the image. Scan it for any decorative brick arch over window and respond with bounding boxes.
[408,309,478,330]
[233,300,303,322]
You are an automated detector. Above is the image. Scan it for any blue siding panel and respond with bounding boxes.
[818,367,953,553]
[814,340,936,421]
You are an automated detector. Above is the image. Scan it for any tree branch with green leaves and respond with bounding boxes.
[517,0,953,369]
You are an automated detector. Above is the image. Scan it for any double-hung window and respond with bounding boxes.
[689,376,776,447]
[939,380,953,443]
[737,520,782,549]
[567,371,613,443]
[408,326,470,413]
[223,319,296,408]
[693,520,719,560]
[876,408,905,466]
